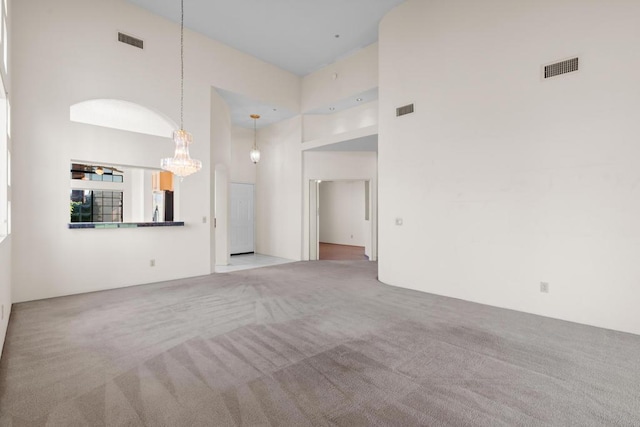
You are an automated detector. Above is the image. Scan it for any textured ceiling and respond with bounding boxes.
[126,0,406,76]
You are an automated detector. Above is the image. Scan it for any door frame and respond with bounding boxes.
[309,180,320,260]
[308,178,377,261]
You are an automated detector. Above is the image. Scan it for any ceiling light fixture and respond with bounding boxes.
[356,98,363,102]
[329,107,335,111]
[161,0,202,179]
[95,166,104,175]
[250,114,261,164]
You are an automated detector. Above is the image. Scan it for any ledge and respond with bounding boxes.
[68,221,185,229]
[301,124,378,151]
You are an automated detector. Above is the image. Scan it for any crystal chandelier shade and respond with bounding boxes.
[161,129,202,177]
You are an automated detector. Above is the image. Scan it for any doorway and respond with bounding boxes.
[309,179,375,261]
[230,182,255,255]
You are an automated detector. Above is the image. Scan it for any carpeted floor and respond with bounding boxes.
[0,261,639,426]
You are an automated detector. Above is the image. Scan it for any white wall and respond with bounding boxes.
[143,170,153,222]
[11,0,300,302]
[135,168,163,224]
[124,168,136,222]
[302,43,378,112]
[214,165,229,267]
[319,181,366,247]
[230,126,257,184]
[303,151,377,260]
[301,43,379,148]
[255,117,303,261]
[379,0,640,335]
[303,101,378,143]
[0,0,11,355]
[0,236,10,356]
[211,89,232,268]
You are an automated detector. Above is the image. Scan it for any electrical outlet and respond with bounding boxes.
[202,216,207,224]
[540,282,549,293]
[150,259,155,267]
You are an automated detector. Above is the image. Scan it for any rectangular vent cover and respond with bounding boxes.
[544,57,578,79]
[396,104,414,117]
[118,32,144,49]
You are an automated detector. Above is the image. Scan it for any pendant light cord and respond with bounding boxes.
[180,0,184,130]
[253,117,257,149]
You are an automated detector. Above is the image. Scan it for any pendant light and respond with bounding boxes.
[249,114,261,164]
[161,0,202,178]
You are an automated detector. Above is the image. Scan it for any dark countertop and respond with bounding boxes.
[68,221,185,229]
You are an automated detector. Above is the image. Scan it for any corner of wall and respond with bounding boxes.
[0,236,12,358]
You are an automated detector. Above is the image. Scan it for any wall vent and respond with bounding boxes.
[118,32,144,49]
[396,104,414,117]
[544,57,578,79]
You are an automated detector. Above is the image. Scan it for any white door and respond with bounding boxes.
[230,183,255,255]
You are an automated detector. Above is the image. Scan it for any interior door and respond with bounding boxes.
[230,183,255,255]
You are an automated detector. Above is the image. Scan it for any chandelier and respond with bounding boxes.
[161,0,202,178]
[250,114,261,164]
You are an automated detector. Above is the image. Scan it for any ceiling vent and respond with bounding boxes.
[396,104,414,117]
[544,57,578,79]
[118,32,144,49]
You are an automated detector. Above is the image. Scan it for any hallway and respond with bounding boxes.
[319,242,368,261]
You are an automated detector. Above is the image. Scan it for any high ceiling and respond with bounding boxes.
[126,0,406,76]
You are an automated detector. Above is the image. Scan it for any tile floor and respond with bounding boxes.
[214,253,296,273]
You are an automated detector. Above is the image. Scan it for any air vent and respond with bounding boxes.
[396,104,414,117]
[118,32,144,49]
[544,57,578,79]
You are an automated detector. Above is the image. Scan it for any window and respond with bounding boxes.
[69,163,125,223]
[70,190,123,223]
[70,163,124,182]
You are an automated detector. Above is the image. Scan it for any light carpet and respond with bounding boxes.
[0,261,639,426]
